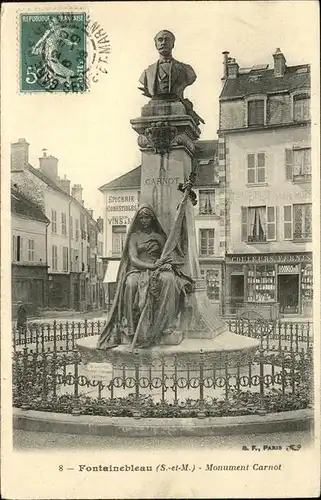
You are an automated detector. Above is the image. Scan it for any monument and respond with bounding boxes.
[77,30,259,369]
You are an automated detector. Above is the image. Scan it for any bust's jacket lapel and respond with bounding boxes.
[149,62,158,95]
[170,59,181,92]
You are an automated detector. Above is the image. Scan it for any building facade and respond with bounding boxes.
[11,139,104,313]
[99,140,224,313]
[219,49,312,318]
[11,187,50,316]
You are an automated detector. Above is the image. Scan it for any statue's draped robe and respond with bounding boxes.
[97,201,193,350]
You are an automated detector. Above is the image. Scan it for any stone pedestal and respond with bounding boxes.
[130,99,200,234]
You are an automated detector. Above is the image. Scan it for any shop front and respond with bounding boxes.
[225,253,313,319]
[103,259,120,307]
[199,262,223,316]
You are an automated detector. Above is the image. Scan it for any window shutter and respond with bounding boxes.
[283,205,292,240]
[257,153,266,183]
[19,237,23,261]
[285,149,293,180]
[12,235,17,261]
[266,206,276,241]
[247,154,255,183]
[241,207,248,241]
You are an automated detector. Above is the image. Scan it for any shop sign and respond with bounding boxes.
[278,264,299,274]
[226,253,312,264]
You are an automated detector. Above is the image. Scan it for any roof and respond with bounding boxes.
[99,140,218,191]
[194,139,218,159]
[99,165,142,191]
[220,64,310,100]
[27,164,98,223]
[11,188,49,223]
[28,164,70,196]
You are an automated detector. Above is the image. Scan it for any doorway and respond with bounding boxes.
[73,283,80,311]
[230,274,245,314]
[278,274,299,314]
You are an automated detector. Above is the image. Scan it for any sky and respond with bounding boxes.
[2,1,319,218]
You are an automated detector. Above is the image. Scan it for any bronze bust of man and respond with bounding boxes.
[139,30,197,100]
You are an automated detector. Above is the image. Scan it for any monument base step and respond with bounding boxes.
[76,331,260,370]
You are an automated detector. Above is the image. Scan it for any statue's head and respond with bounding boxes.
[138,207,154,230]
[154,30,175,57]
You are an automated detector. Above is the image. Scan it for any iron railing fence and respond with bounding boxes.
[13,346,313,418]
[13,319,313,355]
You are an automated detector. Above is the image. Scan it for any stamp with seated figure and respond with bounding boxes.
[20,12,87,93]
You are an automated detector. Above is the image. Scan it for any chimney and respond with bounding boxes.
[97,216,103,232]
[11,138,29,171]
[39,149,58,180]
[222,51,230,80]
[227,57,239,79]
[56,174,71,195]
[72,184,83,203]
[273,48,286,77]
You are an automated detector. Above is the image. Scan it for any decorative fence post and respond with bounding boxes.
[197,350,206,418]
[53,320,57,353]
[21,347,30,410]
[173,354,179,407]
[132,350,141,419]
[42,351,48,403]
[71,350,81,416]
[161,355,166,404]
[224,352,230,413]
[258,346,266,415]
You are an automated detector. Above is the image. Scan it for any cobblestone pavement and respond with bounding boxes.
[13,429,313,451]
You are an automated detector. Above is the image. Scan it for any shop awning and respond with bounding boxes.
[103,260,120,283]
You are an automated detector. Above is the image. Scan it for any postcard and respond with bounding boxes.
[1,1,320,498]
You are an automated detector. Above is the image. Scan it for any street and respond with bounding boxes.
[13,429,313,451]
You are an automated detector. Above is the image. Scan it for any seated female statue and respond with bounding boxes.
[97,204,192,349]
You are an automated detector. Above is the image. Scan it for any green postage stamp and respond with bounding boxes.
[20,12,87,93]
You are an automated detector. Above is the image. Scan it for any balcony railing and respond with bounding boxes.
[247,235,266,243]
[293,232,312,241]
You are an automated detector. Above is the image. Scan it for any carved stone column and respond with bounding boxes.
[130,100,200,234]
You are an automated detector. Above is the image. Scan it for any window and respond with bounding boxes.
[286,148,311,180]
[81,281,86,300]
[199,190,215,215]
[51,210,57,233]
[283,204,312,240]
[75,218,80,241]
[112,225,126,255]
[247,153,266,184]
[241,206,276,243]
[62,246,68,271]
[52,245,58,270]
[12,235,17,261]
[74,250,79,272]
[293,204,312,240]
[80,213,86,240]
[199,229,215,256]
[70,216,73,238]
[28,239,35,261]
[13,235,22,262]
[61,212,67,236]
[293,94,310,121]
[248,100,265,126]
[201,269,220,300]
[247,265,276,302]
[283,206,292,239]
